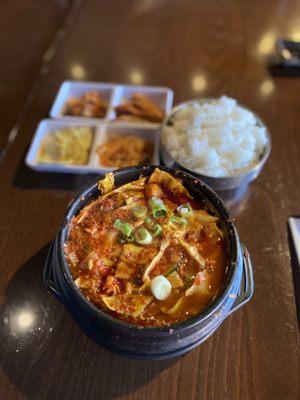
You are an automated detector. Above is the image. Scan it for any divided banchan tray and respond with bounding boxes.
[50,80,174,126]
[25,119,160,174]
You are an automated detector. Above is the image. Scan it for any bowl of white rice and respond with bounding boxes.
[161,96,271,194]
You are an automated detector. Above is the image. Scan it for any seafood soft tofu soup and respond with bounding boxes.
[64,168,229,327]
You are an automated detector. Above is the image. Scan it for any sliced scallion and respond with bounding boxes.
[114,219,133,237]
[153,224,163,238]
[132,205,147,219]
[177,203,193,218]
[169,216,188,227]
[125,233,135,242]
[145,216,155,230]
[134,228,153,245]
[151,275,171,300]
[149,197,167,218]
[145,216,152,225]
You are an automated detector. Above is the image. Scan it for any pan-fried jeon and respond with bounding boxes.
[65,168,229,327]
[115,93,165,123]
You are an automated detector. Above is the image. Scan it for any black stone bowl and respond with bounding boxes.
[43,165,254,360]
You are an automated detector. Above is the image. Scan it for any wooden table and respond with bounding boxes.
[0,1,299,399]
[0,0,73,153]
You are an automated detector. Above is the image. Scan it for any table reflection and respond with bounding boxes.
[129,69,144,85]
[3,301,45,339]
[260,79,275,97]
[257,31,276,55]
[70,63,86,79]
[192,74,207,92]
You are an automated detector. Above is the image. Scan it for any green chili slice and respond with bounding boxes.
[134,228,153,245]
[153,224,163,238]
[177,203,193,218]
[149,197,167,218]
[114,219,133,237]
[132,205,147,219]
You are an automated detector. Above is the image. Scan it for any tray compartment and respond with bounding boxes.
[50,81,115,122]
[89,124,160,172]
[25,119,98,174]
[108,85,173,124]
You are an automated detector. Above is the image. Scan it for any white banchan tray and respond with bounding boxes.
[50,80,173,125]
[26,81,173,174]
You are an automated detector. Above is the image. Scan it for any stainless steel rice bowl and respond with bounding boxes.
[160,98,271,204]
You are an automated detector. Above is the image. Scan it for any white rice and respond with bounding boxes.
[162,96,268,177]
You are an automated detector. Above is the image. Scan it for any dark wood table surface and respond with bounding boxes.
[0,1,299,399]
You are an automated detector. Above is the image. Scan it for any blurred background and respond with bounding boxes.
[1,0,300,154]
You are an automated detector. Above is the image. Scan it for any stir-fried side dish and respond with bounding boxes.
[38,127,93,165]
[65,169,228,326]
[64,91,108,118]
[97,135,154,168]
[115,93,165,123]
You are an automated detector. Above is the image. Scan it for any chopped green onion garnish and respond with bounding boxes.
[145,216,155,229]
[114,219,133,237]
[151,275,171,300]
[125,197,134,205]
[134,228,153,245]
[169,216,188,227]
[177,203,193,218]
[132,205,147,219]
[125,233,135,242]
[153,224,163,237]
[149,197,167,218]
